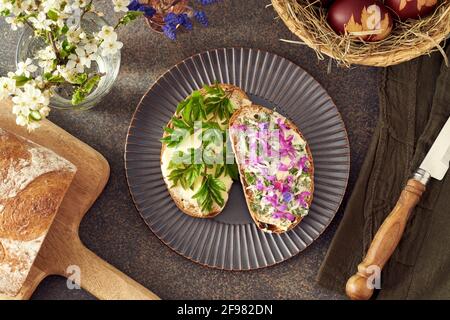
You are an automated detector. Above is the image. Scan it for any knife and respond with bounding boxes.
[345,116,450,300]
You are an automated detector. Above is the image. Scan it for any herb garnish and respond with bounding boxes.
[161,83,239,212]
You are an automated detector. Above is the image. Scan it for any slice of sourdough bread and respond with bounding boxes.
[229,105,314,233]
[160,84,251,218]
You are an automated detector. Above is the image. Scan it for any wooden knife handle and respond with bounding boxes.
[345,179,425,300]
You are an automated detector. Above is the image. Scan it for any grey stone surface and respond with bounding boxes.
[0,0,380,300]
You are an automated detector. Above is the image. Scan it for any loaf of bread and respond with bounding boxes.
[0,128,77,297]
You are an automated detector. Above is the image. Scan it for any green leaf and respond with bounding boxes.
[71,74,102,105]
[0,9,10,16]
[245,172,256,185]
[60,24,69,34]
[84,74,101,93]
[214,165,225,178]
[163,126,174,134]
[182,98,193,124]
[47,9,59,21]
[203,83,234,122]
[167,150,204,190]
[225,163,239,180]
[44,72,65,83]
[72,73,88,85]
[61,39,75,57]
[193,175,226,212]
[29,110,42,121]
[71,88,85,105]
[117,10,144,27]
[176,99,189,114]
[13,75,31,86]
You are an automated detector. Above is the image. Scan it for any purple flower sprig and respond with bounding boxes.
[134,0,221,40]
[127,0,156,18]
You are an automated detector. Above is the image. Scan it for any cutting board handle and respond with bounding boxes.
[54,236,160,300]
[345,179,425,300]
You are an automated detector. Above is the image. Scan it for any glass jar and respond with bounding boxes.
[15,13,121,110]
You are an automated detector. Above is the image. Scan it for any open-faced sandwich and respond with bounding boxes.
[160,83,251,218]
[229,105,314,233]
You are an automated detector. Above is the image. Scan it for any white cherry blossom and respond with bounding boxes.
[97,26,118,42]
[37,46,57,72]
[100,39,123,56]
[29,12,53,31]
[67,52,85,73]
[0,0,13,12]
[0,77,16,100]
[5,16,24,30]
[67,26,86,44]
[16,58,38,77]
[113,0,131,13]
[82,37,99,54]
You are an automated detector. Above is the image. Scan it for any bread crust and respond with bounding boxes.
[229,105,314,233]
[0,129,76,296]
[160,84,250,218]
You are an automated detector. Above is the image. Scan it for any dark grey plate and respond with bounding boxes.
[125,48,349,270]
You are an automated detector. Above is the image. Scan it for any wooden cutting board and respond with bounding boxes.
[0,100,159,300]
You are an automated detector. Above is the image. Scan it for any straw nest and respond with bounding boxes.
[271,0,450,67]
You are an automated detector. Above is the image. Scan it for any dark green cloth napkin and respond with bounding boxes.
[318,45,450,299]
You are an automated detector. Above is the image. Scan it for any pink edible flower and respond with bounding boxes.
[298,155,309,172]
[272,212,284,219]
[274,181,283,192]
[297,191,311,207]
[265,193,278,207]
[278,163,289,171]
[272,211,296,222]
[233,124,247,131]
[277,118,290,131]
[284,213,296,222]
[256,180,264,191]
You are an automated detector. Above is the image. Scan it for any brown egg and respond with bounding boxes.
[327,0,394,41]
[385,0,438,20]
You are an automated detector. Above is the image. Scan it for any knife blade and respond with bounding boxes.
[419,116,450,181]
[346,115,450,300]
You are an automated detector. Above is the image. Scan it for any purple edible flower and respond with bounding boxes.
[272,211,296,222]
[138,5,156,18]
[282,192,293,202]
[197,0,220,4]
[164,12,180,27]
[297,191,311,207]
[178,13,193,30]
[272,212,284,219]
[286,175,293,184]
[298,155,309,172]
[233,124,247,131]
[162,24,177,40]
[284,212,296,222]
[256,180,264,191]
[194,10,209,26]
[265,193,278,207]
[258,122,269,130]
[278,163,289,171]
[127,0,155,17]
[127,0,141,11]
